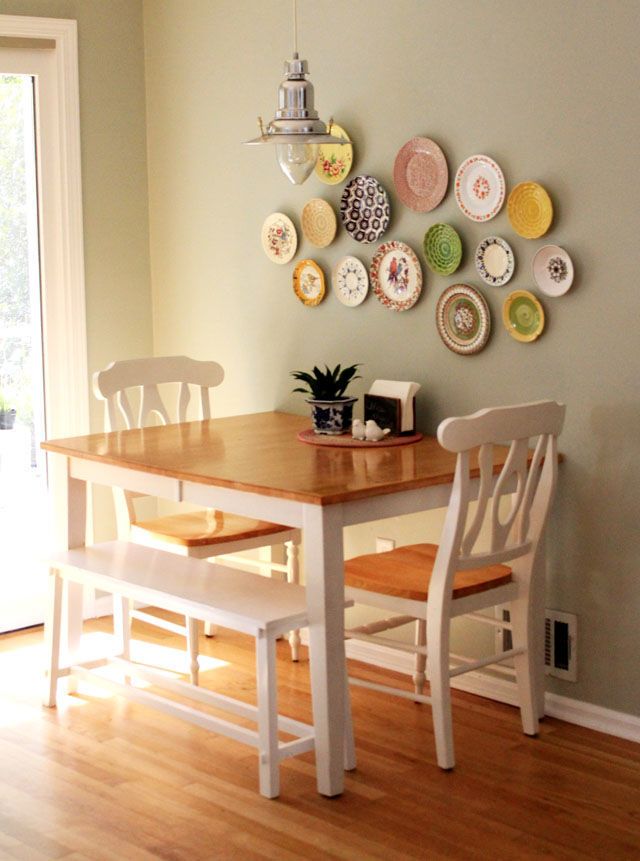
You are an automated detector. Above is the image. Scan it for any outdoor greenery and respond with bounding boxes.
[291,363,361,400]
[1,74,36,427]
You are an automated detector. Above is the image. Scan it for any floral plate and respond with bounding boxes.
[502,290,545,341]
[261,212,297,264]
[393,137,448,212]
[315,123,353,185]
[436,283,491,355]
[370,240,422,312]
[332,255,369,307]
[293,259,325,306]
[340,175,391,244]
[532,245,574,296]
[423,223,462,275]
[454,154,505,222]
[301,198,337,248]
[508,182,553,239]
[475,236,515,286]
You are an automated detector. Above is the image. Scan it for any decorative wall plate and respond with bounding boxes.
[436,283,491,355]
[370,240,422,311]
[301,198,337,248]
[261,212,297,264]
[315,123,353,185]
[393,137,448,212]
[340,175,390,244]
[532,244,574,296]
[332,255,369,307]
[475,236,515,286]
[508,182,553,238]
[502,290,545,341]
[454,154,505,222]
[293,259,325,306]
[423,223,462,275]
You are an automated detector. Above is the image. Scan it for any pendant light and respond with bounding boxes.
[244,0,345,185]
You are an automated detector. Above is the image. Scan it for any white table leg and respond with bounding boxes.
[60,464,87,664]
[303,503,346,797]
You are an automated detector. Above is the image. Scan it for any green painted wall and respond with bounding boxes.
[143,0,640,717]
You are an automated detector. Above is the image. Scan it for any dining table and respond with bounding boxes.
[42,410,529,797]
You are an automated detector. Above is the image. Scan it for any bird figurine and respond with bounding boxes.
[351,419,366,440]
[365,419,392,442]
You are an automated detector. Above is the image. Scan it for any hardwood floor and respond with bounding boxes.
[1,614,639,860]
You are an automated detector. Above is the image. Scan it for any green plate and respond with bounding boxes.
[502,290,545,342]
[423,223,462,276]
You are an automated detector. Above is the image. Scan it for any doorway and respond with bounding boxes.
[0,17,88,632]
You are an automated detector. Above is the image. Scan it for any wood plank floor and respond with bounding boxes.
[1,613,639,860]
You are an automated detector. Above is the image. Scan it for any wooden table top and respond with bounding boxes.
[42,411,491,506]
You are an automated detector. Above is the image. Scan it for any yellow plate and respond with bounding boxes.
[293,259,326,306]
[301,198,337,247]
[502,289,545,342]
[507,181,553,239]
[315,123,353,185]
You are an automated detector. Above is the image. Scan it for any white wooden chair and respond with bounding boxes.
[43,541,355,798]
[344,400,565,770]
[93,356,302,683]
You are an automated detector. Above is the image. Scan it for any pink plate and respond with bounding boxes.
[393,137,448,212]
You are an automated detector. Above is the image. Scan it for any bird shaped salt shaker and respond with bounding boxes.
[365,419,391,441]
[351,419,366,440]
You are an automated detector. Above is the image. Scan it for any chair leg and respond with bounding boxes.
[185,616,200,685]
[286,540,301,661]
[509,595,539,736]
[112,596,131,661]
[255,631,280,798]
[427,609,455,770]
[413,618,427,698]
[203,621,216,638]
[343,663,357,772]
[43,567,63,708]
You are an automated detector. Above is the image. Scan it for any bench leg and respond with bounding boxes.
[286,540,301,662]
[343,663,356,772]
[256,631,279,798]
[113,596,131,661]
[43,567,63,708]
[185,617,200,685]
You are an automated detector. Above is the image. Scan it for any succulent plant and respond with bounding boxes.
[291,363,361,401]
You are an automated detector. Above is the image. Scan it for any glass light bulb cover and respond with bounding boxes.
[276,142,318,185]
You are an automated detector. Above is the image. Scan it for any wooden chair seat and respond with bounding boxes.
[133,510,294,548]
[345,543,512,602]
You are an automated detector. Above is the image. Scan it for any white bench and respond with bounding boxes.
[44,540,355,798]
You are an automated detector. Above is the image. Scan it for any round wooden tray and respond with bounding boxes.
[297,429,423,448]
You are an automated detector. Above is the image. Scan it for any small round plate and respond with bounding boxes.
[293,259,325,306]
[370,241,422,311]
[508,182,553,238]
[454,154,505,222]
[340,175,391,244]
[502,290,545,341]
[315,123,353,185]
[423,223,462,276]
[332,255,369,307]
[393,137,448,212]
[436,284,491,355]
[261,212,297,264]
[301,198,337,248]
[532,244,574,296]
[475,236,515,287]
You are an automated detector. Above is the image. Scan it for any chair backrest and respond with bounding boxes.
[435,400,565,589]
[93,356,225,529]
[93,356,225,431]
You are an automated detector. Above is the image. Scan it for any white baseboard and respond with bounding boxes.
[343,637,640,745]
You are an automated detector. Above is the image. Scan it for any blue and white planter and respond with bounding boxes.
[307,397,357,435]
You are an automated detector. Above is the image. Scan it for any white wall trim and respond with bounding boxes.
[343,637,640,745]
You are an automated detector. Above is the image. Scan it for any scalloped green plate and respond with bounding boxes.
[423,223,462,275]
[502,290,545,342]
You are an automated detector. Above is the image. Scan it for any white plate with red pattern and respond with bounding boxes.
[454,154,505,222]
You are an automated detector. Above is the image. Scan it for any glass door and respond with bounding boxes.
[0,72,50,632]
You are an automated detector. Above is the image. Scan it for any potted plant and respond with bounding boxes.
[0,390,16,430]
[291,363,361,435]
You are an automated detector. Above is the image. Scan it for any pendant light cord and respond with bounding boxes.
[292,0,298,58]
